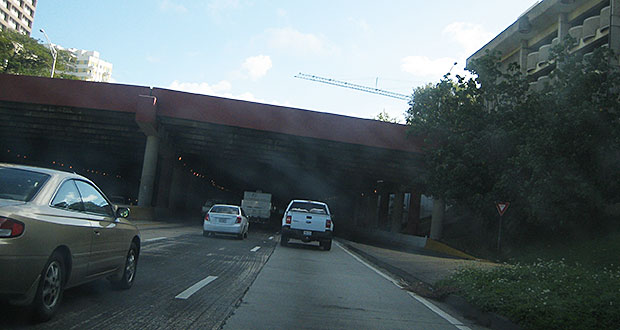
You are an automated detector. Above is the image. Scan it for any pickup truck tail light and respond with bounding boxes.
[204,214,210,222]
[236,216,242,224]
[326,219,332,229]
[285,215,291,224]
[0,217,25,238]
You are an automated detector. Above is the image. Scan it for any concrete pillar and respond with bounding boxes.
[405,193,421,235]
[168,163,186,210]
[391,192,404,233]
[378,193,390,230]
[366,195,378,228]
[155,151,174,208]
[138,135,159,207]
[611,0,620,58]
[430,198,445,240]
[519,39,528,75]
[558,13,569,41]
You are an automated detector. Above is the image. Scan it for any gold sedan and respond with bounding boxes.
[0,163,140,321]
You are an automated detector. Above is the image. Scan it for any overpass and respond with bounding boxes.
[0,73,431,236]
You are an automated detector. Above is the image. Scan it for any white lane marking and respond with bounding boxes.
[144,237,167,243]
[175,276,218,300]
[250,246,261,252]
[268,236,274,240]
[218,247,226,251]
[335,241,471,330]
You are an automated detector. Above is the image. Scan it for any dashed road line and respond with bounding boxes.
[175,276,218,300]
[335,241,471,330]
[268,236,274,240]
[250,246,261,252]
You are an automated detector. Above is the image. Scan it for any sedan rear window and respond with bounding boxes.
[0,167,50,202]
[210,206,239,214]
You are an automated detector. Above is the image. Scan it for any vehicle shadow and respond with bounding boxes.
[283,241,323,251]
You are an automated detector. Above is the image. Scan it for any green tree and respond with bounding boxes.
[0,29,78,79]
[375,109,401,123]
[406,44,620,245]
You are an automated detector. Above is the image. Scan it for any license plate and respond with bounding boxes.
[219,219,227,223]
[303,231,312,236]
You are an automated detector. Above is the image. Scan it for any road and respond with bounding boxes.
[0,223,472,329]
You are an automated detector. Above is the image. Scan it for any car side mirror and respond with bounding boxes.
[116,207,130,218]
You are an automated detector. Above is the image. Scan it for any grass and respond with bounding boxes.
[435,231,620,330]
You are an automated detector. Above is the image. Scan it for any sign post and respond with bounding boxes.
[495,202,510,252]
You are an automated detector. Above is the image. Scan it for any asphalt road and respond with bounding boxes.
[0,223,278,329]
[223,240,460,330]
[1,223,473,329]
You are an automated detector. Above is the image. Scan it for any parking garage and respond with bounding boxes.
[0,73,429,236]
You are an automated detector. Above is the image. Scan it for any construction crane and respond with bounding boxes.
[294,73,411,101]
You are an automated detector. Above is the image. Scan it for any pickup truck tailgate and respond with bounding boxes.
[290,212,327,232]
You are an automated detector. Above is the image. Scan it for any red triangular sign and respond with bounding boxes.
[496,202,510,216]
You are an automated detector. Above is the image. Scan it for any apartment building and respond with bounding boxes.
[467,0,617,90]
[71,49,113,82]
[0,0,36,35]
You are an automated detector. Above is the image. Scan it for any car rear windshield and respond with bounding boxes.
[0,167,50,202]
[289,202,328,214]
[210,206,239,214]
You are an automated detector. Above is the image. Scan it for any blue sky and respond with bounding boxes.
[32,1,539,121]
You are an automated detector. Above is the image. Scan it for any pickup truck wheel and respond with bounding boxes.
[323,239,332,251]
[280,234,288,246]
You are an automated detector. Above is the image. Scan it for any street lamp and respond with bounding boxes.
[39,28,57,78]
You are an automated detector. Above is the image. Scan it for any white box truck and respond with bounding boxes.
[241,191,272,224]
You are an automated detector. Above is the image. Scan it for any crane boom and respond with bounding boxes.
[294,73,410,101]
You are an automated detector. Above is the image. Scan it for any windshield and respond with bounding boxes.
[0,167,50,202]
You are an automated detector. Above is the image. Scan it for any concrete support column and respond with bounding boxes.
[378,193,390,230]
[610,0,620,58]
[366,195,378,228]
[155,151,174,208]
[138,135,160,207]
[168,164,186,210]
[519,39,528,75]
[405,193,421,235]
[558,13,569,41]
[430,198,445,240]
[391,192,404,233]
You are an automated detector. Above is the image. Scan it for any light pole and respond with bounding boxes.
[39,29,57,78]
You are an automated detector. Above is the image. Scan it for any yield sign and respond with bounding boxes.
[496,202,510,216]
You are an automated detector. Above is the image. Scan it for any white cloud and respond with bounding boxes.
[168,80,232,95]
[166,80,291,107]
[442,22,494,55]
[347,17,371,32]
[276,8,287,18]
[401,56,457,78]
[241,55,272,80]
[159,0,187,14]
[266,27,331,55]
[146,55,161,64]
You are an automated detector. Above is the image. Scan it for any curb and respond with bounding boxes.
[337,239,521,330]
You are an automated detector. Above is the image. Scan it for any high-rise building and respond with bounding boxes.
[0,0,36,35]
[467,0,618,91]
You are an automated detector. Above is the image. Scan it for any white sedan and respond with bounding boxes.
[203,204,249,240]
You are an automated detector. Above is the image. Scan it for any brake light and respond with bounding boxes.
[236,216,242,224]
[285,215,291,224]
[0,217,25,238]
[326,219,332,229]
[204,214,210,222]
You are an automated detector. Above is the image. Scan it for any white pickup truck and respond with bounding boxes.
[280,200,333,251]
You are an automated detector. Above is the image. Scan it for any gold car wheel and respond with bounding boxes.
[42,260,62,309]
[125,249,136,284]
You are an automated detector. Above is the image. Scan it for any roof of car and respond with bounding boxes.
[0,163,85,180]
[210,204,240,209]
[290,200,327,205]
